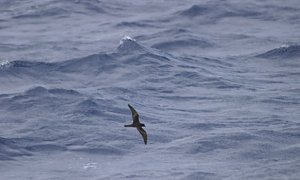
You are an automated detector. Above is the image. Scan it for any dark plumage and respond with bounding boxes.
[124,104,147,144]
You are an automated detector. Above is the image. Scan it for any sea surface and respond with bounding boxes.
[0,0,300,179]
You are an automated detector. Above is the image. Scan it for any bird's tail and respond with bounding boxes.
[124,124,134,127]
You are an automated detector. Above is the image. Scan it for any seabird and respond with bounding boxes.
[124,104,147,145]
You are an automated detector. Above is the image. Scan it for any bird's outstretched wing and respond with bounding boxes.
[128,104,139,123]
[137,127,147,145]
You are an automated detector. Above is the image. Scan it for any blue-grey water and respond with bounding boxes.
[1,0,300,179]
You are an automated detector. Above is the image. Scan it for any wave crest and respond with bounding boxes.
[256,45,300,59]
[117,36,146,53]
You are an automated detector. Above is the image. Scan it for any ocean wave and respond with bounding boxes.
[13,7,70,19]
[24,86,80,97]
[0,86,81,114]
[178,3,263,22]
[179,4,211,17]
[0,36,166,76]
[0,137,125,159]
[0,60,9,67]
[182,171,219,180]
[0,137,31,160]
[116,21,157,28]
[188,133,257,154]
[1,0,300,179]
[77,99,99,109]
[69,145,124,155]
[117,36,146,53]
[9,0,110,19]
[25,143,67,152]
[1,60,52,68]
[152,38,212,51]
[74,99,106,116]
[256,45,300,59]
[0,37,243,96]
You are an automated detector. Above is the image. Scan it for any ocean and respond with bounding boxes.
[0,0,300,179]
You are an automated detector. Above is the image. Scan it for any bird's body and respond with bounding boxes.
[124,104,147,144]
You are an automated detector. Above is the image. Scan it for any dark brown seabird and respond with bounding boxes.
[124,104,147,145]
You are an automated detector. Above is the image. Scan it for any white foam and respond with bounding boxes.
[83,162,97,170]
[280,44,289,48]
[0,60,9,67]
[119,36,136,45]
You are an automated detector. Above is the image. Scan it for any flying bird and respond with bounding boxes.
[124,104,147,145]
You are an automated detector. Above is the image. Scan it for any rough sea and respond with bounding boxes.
[1,0,300,179]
